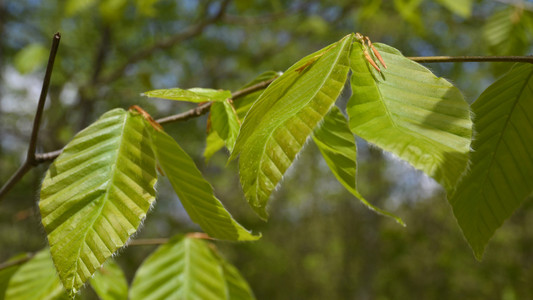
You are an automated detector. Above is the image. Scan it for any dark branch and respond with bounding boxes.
[0,32,60,201]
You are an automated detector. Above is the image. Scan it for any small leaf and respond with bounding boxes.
[211,100,240,152]
[204,130,227,163]
[347,43,472,194]
[230,35,353,219]
[14,44,48,74]
[143,87,232,103]
[5,249,67,300]
[313,106,405,226]
[149,128,260,241]
[39,109,157,295]
[450,63,533,260]
[203,71,281,162]
[130,236,227,300]
[90,260,128,300]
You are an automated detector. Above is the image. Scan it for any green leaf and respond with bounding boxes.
[90,260,128,300]
[0,254,30,298]
[211,100,240,152]
[347,43,472,194]
[219,259,255,300]
[203,71,281,162]
[312,106,405,226]
[130,236,227,300]
[14,44,48,74]
[483,8,533,55]
[39,109,158,295]
[450,63,533,260]
[435,0,472,18]
[230,35,353,219]
[135,0,160,16]
[65,0,97,16]
[142,87,232,103]
[5,249,67,300]
[149,128,260,241]
[204,130,227,163]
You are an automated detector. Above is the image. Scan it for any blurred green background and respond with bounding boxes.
[1,0,533,299]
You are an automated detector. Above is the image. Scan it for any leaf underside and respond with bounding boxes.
[5,249,67,300]
[211,100,240,152]
[149,128,260,241]
[347,43,472,194]
[142,87,231,103]
[39,109,157,295]
[312,106,405,226]
[450,63,533,260]
[231,34,353,219]
[130,236,227,300]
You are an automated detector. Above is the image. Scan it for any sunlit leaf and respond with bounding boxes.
[143,87,232,103]
[5,249,67,300]
[347,43,472,194]
[203,71,281,162]
[90,260,128,300]
[39,109,157,295]
[313,106,405,226]
[450,63,533,260]
[483,7,533,55]
[149,128,260,241]
[211,100,240,152]
[230,35,353,219]
[130,236,227,300]
[14,44,48,74]
[435,0,472,18]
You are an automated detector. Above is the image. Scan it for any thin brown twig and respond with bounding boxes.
[409,55,533,64]
[0,32,60,201]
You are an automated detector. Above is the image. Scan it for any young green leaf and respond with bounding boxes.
[347,43,472,194]
[39,109,158,295]
[90,260,128,300]
[209,249,255,300]
[142,87,232,103]
[230,34,354,219]
[312,106,405,226]
[450,63,533,260]
[5,249,67,300]
[130,236,227,300]
[211,100,240,152]
[149,128,260,241]
[203,71,281,162]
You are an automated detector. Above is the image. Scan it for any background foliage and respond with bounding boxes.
[1,0,533,299]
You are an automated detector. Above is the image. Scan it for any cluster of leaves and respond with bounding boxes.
[0,235,253,299]
[3,30,532,298]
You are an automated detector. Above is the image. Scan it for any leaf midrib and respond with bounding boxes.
[252,38,351,202]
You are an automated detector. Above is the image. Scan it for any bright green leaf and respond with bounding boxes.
[203,71,281,162]
[204,130,227,163]
[39,109,157,296]
[347,43,472,194]
[436,0,472,18]
[5,249,67,300]
[130,235,227,300]
[211,100,241,152]
[230,35,353,219]
[450,63,533,260]
[14,44,48,74]
[90,260,128,300]
[143,87,232,103]
[149,128,260,241]
[313,106,405,226]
